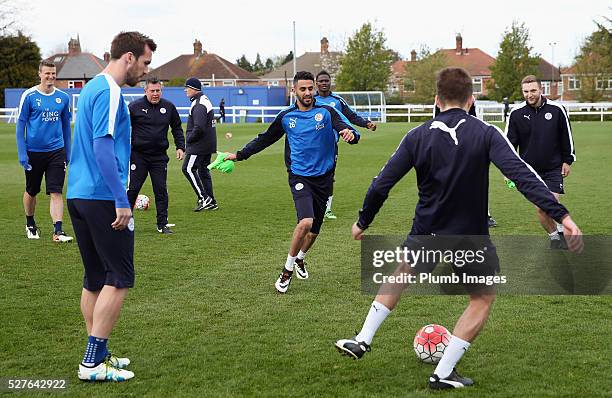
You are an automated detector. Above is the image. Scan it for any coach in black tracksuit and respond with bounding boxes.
[127,77,185,234]
[182,77,218,211]
[505,75,575,248]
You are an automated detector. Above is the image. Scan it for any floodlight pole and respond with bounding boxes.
[292,21,297,78]
[549,42,557,95]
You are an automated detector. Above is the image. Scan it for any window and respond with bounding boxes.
[68,80,84,88]
[202,81,212,87]
[596,77,611,90]
[53,56,64,63]
[404,79,415,93]
[222,80,234,86]
[541,81,550,96]
[568,76,580,90]
[268,80,279,87]
[558,81,563,96]
[472,78,482,94]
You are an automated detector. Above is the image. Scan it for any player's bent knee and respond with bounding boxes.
[298,218,313,231]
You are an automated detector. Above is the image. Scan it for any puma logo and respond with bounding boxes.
[142,108,148,114]
[523,114,530,120]
[372,305,379,312]
[429,119,465,145]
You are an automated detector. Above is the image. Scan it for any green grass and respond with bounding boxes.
[0,121,611,397]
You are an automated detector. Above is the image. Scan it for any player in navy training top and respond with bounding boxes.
[16,60,72,242]
[67,31,156,382]
[334,68,583,390]
[506,75,576,249]
[226,71,359,294]
[314,70,376,219]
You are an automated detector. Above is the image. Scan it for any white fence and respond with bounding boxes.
[4,102,612,125]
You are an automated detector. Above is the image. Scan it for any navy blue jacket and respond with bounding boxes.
[314,93,370,128]
[129,96,184,156]
[357,108,569,235]
[236,102,359,176]
[505,97,575,172]
[186,92,217,154]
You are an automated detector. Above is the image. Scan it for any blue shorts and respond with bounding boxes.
[68,199,135,291]
[288,170,333,234]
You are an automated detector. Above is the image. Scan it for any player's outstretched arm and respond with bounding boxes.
[561,215,583,253]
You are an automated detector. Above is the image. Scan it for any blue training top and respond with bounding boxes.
[236,102,359,176]
[16,87,71,153]
[67,74,131,201]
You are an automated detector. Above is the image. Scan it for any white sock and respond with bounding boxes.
[355,301,391,345]
[434,335,471,379]
[297,250,306,260]
[556,223,564,234]
[549,231,560,240]
[326,195,333,212]
[285,255,296,271]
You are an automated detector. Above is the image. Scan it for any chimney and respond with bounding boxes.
[455,33,463,54]
[68,35,82,56]
[320,37,329,54]
[103,52,110,63]
[410,49,417,62]
[193,39,203,56]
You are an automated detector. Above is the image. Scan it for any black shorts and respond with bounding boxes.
[25,148,66,195]
[68,199,135,291]
[288,170,334,234]
[537,167,564,194]
[403,234,500,288]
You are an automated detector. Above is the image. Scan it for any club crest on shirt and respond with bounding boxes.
[314,113,323,122]
[329,101,336,107]
[160,107,166,114]
[545,112,552,120]
[130,164,136,171]
[56,98,62,104]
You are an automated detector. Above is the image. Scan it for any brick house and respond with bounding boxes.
[261,37,342,88]
[43,36,108,89]
[147,39,261,87]
[559,65,612,101]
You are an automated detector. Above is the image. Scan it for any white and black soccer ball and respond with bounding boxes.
[413,324,450,364]
[135,194,150,211]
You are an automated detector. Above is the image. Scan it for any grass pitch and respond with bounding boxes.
[0,121,611,397]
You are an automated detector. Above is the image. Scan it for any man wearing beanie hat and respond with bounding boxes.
[182,77,218,211]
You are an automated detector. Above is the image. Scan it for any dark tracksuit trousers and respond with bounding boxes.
[128,152,169,227]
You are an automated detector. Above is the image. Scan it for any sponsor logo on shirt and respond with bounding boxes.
[545,112,552,120]
[42,110,60,122]
[315,123,325,131]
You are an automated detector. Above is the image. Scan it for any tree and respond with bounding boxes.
[166,77,186,87]
[574,19,612,101]
[0,31,41,105]
[282,51,293,66]
[264,57,274,72]
[253,53,264,74]
[236,55,253,72]
[336,23,393,91]
[403,46,448,104]
[488,21,540,102]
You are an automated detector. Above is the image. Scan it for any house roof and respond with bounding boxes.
[147,53,260,81]
[437,48,495,77]
[537,58,561,81]
[44,52,107,80]
[261,51,343,80]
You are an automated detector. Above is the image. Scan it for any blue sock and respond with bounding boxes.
[54,221,62,234]
[82,336,108,367]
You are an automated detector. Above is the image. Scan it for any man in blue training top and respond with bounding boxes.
[67,31,156,382]
[314,70,376,220]
[226,71,359,294]
[16,60,72,242]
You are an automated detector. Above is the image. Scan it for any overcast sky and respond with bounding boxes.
[16,0,612,69]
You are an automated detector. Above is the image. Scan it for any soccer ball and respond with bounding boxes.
[225,132,233,139]
[135,194,150,210]
[413,324,450,364]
